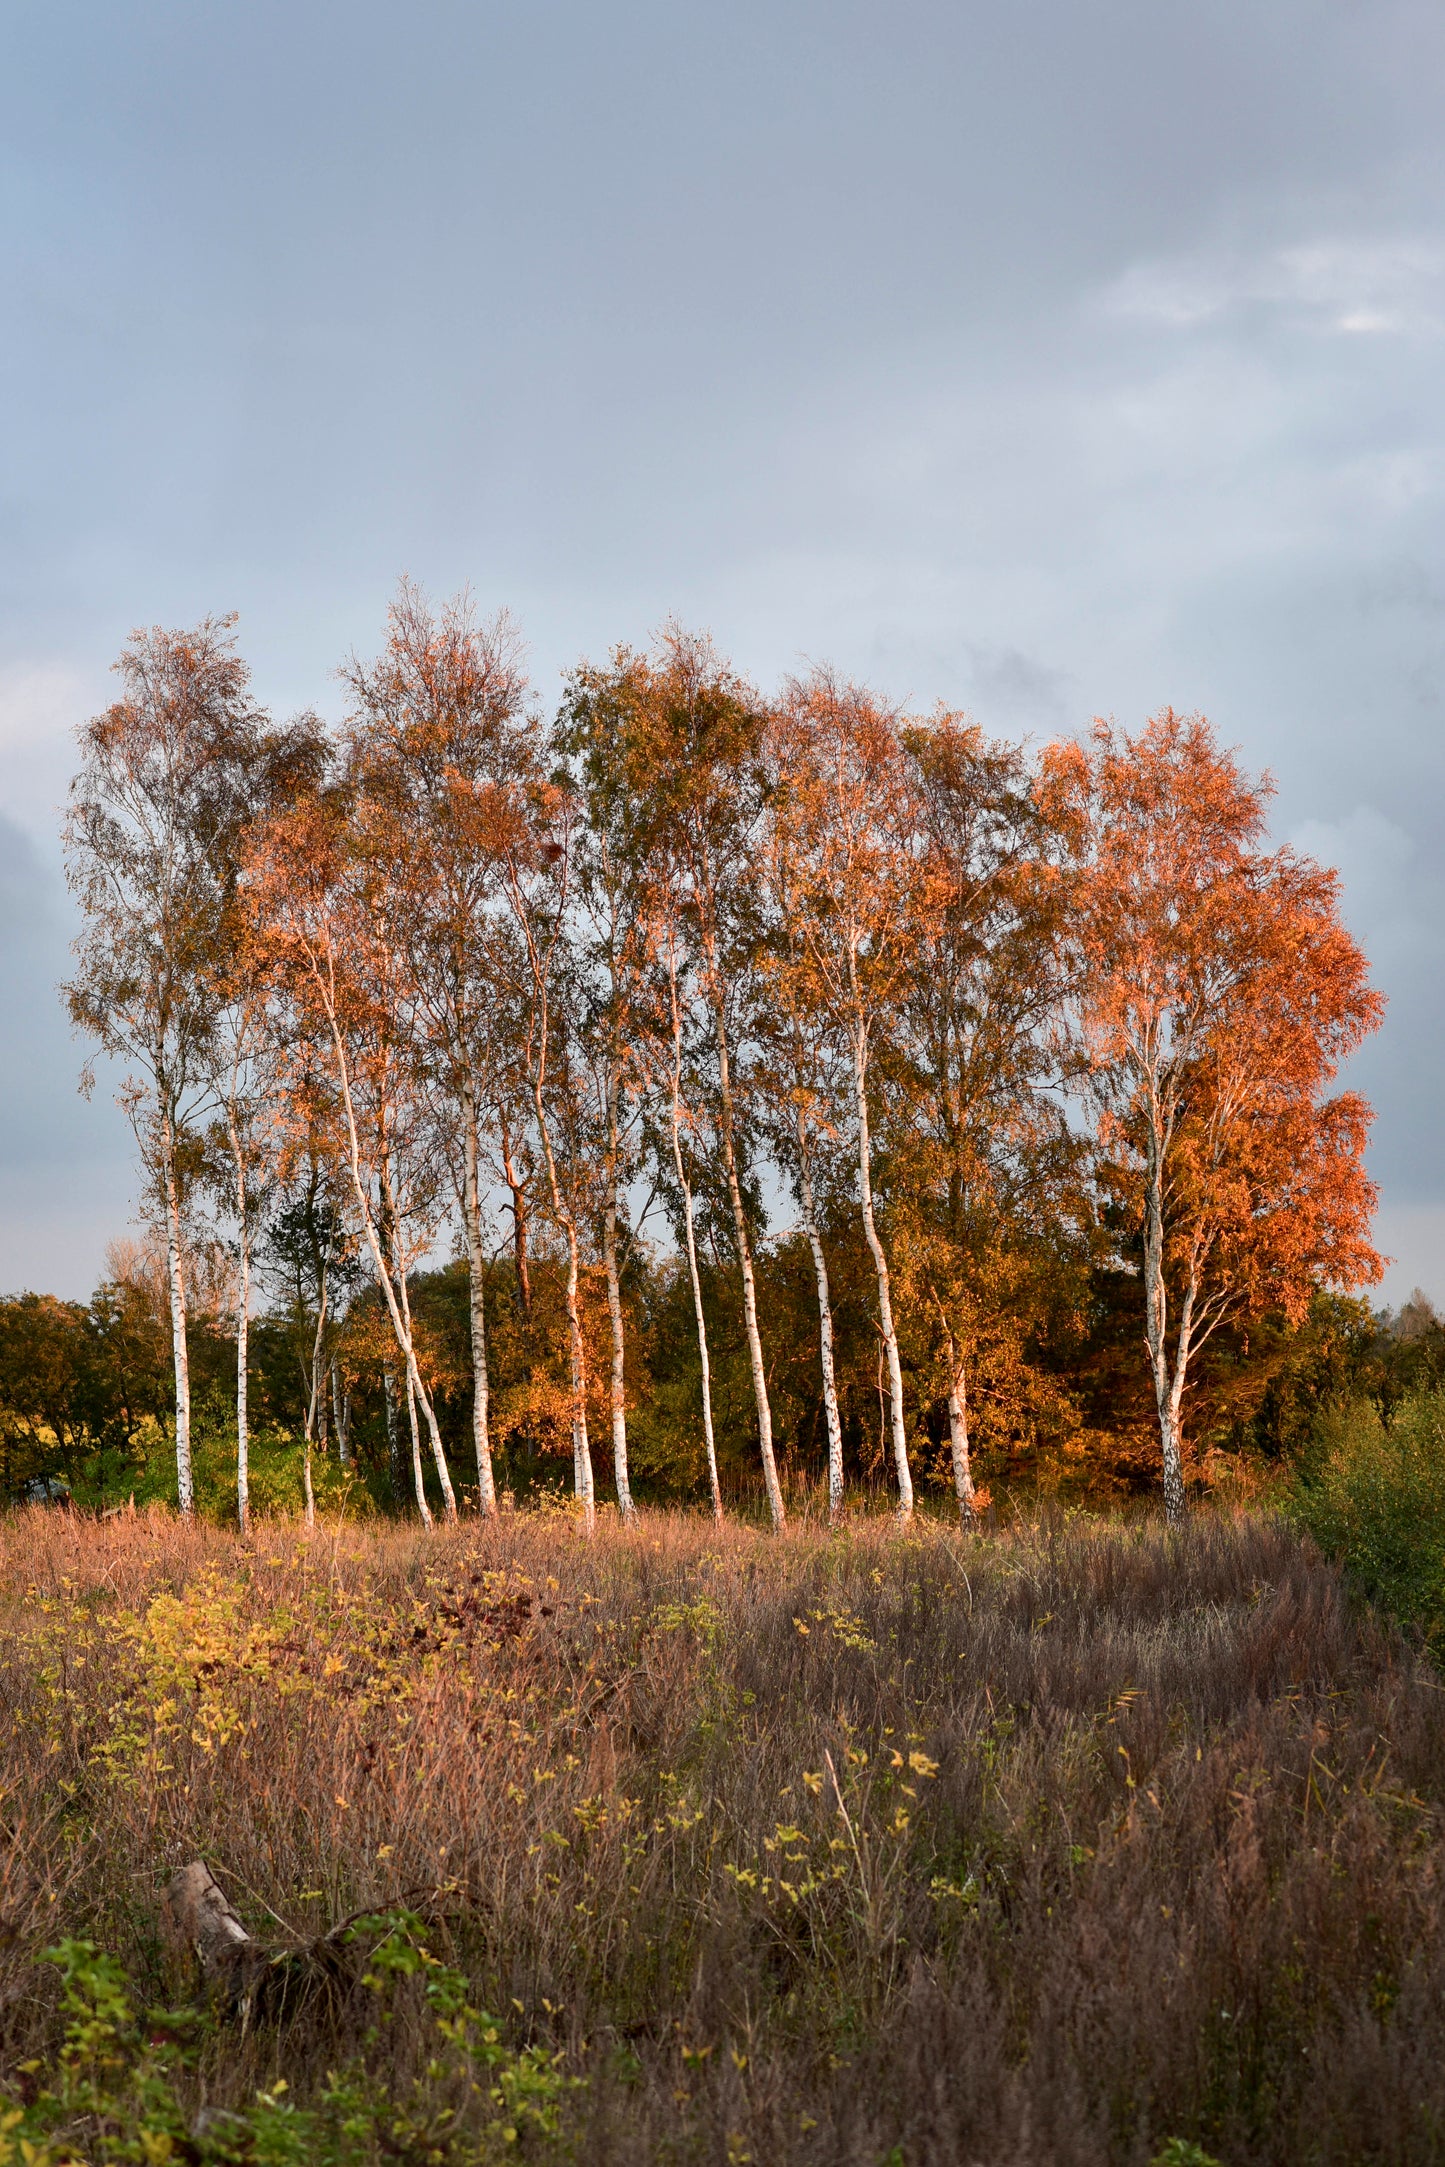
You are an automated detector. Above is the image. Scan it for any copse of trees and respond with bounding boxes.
[42,590,1383,1526]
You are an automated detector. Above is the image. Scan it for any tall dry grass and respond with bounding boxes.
[1,1502,1443,2164]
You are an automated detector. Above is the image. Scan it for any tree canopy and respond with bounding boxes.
[41,594,1383,1525]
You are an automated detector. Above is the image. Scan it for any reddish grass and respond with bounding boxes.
[1,1502,1443,2164]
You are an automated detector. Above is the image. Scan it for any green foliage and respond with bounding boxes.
[2,1919,578,2165]
[11,1235,1445,1521]
[4,1937,195,2166]
[1286,1387,1445,1646]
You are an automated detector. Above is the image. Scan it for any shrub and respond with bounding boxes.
[3,1918,575,2164]
[1287,1388,1445,1646]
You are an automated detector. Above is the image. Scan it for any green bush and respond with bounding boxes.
[66,1420,379,1522]
[3,1918,577,2164]
[1286,1388,1445,1647]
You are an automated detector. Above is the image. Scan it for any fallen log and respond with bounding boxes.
[159,1860,441,2030]
[161,1861,255,1984]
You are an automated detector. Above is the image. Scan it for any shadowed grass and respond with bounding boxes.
[0,1503,1442,2164]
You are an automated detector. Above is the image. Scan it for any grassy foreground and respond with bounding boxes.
[0,1506,1442,2166]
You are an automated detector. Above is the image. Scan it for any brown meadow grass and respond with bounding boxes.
[1,1501,1443,2164]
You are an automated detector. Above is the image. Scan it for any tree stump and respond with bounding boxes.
[161,1861,270,2023]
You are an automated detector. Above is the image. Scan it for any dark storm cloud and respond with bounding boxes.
[1,0,1442,1295]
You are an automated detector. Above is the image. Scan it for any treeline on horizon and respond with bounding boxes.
[9,587,1390,1526]
[4,1255,1443,1525]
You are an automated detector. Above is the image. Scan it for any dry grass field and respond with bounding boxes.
[0,1503,1442,2165]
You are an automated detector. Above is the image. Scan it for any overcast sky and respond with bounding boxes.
[2,0,1442,1301]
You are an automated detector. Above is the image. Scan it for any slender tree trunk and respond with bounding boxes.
[160,1108,194,1517]
[331,1362,351,1467]
[938,1313,975,1526]
[389,1205,458,1520]
[876,1343,886,1468]
[667,945,722,1520]
[528,1066,595,1530]
[850,1013,913,1518]
[227,1114,250,1536]
[796,1108,844,1521]
[235,1252,249,1531]
[383,1365,403,1500]
[603,1071,634,1520]
[679,1167,723,1522]
[404,1368,433,1528]
[404,1344,453,1511]
[499,1116,533,1319]
[602,1207,631,1518]
[1142,1115,1187,1524]
[709,980,784,1528]
[511,876,595,1533]
[562,1220,596,1533]
[301,1258,328,1533]
[323,1019,456,1524]
[461,1096,498,1515]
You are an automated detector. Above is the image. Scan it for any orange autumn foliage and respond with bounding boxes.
[1045,710,1383,1518]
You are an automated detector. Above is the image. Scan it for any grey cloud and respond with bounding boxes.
[957,646,1075,733]
[1,0,1443,1298]
[0,814,134,1295]
[1100,237,1445,337]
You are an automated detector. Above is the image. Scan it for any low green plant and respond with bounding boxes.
[1286,1388,1445,1646]
[2,1919,578,2165]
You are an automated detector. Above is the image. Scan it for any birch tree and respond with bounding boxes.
[343,582,532,1516]
[571,843,647,1523]
[498,788,599,1531]
[657,910,724,1520]
[558,635,780,1520]
[64,618,265,1515]
[773,672,928,1518]
[897,714,1076,1526]
[561,663,677,1520]
[638,634,784,1526]
[759,803,846,1518]
[1049,710,1384,1520]
[208,987,273,1532]
[205,718,326,1530]
[246,779,458,1522]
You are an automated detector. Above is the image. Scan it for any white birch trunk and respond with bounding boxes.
[301,1257,328,1533]
[461,1097,497,1515]
[320,1007,456,1523]
[383,1365,402,1497]
[161,1107,194,1517]
[603,1071,634,1520]
[227,1109,250,1535]
[331,1362,351,1467]
[711,984,784,1528]
[526,1073,595,1527]
[390,1204,458,1520]
[1142,1111,1188,1524]
[940,1318,975,1526]
[668,945,722,1520]
[512,878,596,1534]
[404,1368,432,1527]
[849,1016,912,1518]
[795,1105,844,1520]
[499,1119,533,1318]
[563,1223,596,1531]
